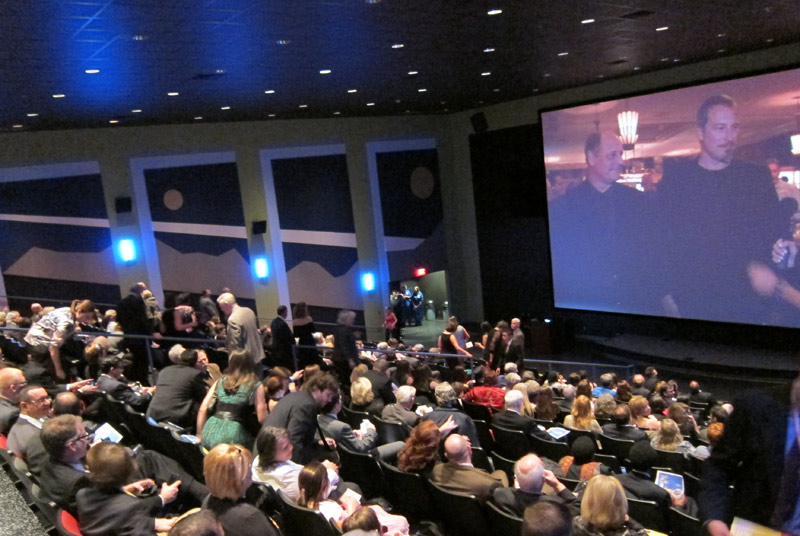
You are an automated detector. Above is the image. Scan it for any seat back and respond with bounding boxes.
[122,404,159,451]
[169,429,206,482]
[470,447,494,473]
[245,483,282,518]
[533,419,555,429]
[370,415,409,444]
[530,434,569,462]
[336,446,383,499]
[683,471,701,499]
[101,393,131,439]
[593,452,621,473]
[427,481,490,536]
[277,490,339,536]
[598,434,635,465]
[378,460,436,523]
[490,425,531,459]
[462,400,493,422]
[557,476,581,491]
[341,406,370,429]
[485,501,523,536]
[473,419,495,452]
[627,498,669,533]
[654,448,687,473]
[490,451,516,484]
[564,427,595,447]
[667,506,703,536]
[0,433,7,450]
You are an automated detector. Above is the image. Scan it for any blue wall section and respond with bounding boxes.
[0,174,107,218]
[145,163,245,226]
[154,232,250,260]
[377,149,441,238]
[282,243,358,277]
[0,221,113,269]
[272,155,355,233]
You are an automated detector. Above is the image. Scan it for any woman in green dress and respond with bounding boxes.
[197,349,266,450]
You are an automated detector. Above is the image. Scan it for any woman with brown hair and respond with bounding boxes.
[24,299,96,380]
[534,386,560,422]
[397,420,441,479]
[564,395,602,434]
[203,444,278,536]
[438,316,471,369]
[293,302,321,368]
[197,349,266,449]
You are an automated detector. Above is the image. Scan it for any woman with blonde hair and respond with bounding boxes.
[572,475,647,536]
[512,383,535,417]
[628,395,661,431]
[564,395,602,434]
[203,444,278,536]
[651,418,694,455]
[197,349,266,449]
[350,376,380,414]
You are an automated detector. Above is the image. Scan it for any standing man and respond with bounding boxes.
[196,289,219,327]
[548,131,651,315]
[270,305,295,370]
[658,95,783,324]
[411,286,424,326]
[217,293,264,368]
[116,283,156,385]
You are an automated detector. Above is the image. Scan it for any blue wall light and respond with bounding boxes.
[254,257,270,279]
[117,239,137,263]
[361,272,376,292]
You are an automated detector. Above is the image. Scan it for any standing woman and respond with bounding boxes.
[438,317,471,369]
[332,310,358,387]
[383,307,398,342]
[24,299,96,381]
[197,349,266,449]
[292,302,320,368]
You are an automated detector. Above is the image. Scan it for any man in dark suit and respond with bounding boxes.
[270,305,295,370]
[601,405,647,441]
[701,382,797,535]
[430,434,508,503]
[492,454,577,518]
[421,382,479,446]
[96,355,154,412]
[642,367,659,393]
[0,367,25,434]
[508,318,526,369]
[146,349,208,430]
[318,393,404,460]
[364,358,396,409]
[8,384,51,460]
[196,289,219,326]
[631,374,651,398]
[264,372,340,464]
[492,390,551,441]
[116,282,155,385]
[614,441,672,511]
[688,381,716,406]
[382,385,420,429]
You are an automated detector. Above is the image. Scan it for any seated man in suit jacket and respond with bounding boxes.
[7,384,51,460]
[96,355,154,412]
[146,349,208,430]
[421,382,479,446]
[318,391,404,460]
[492,454,577,518]
[492,390,551,441]
[430,434,508,503]
[381,385,420,429]
[601,404,648,441]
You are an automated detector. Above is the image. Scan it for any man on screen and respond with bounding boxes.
[657,95,784,325]
[548,131,652,314]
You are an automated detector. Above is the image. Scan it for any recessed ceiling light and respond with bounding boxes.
[581,18,595,24]
[85,69,100,74]
[543,73,551,77]
[481,72,491,76]
[347,89,357,93]
[487,9,502,15]
[268,113,276,117]
[717,33,726,38]
[194,116,203,120]
[558,52,569,56]
[633,66,640,70]
[319,69,332,74]
[391,43,404,49]
[418,88,427,92]
[132,35,147,41]
[395,99,401,103]
[299,104,308,108]
[276,39,290,45]
[333,111,341,115]
[26,113,38,117]
[168,92,179,96]
[766,38,774,43]
[12,124,23,128]
[131,109,142,113]
[220,106,231,110]
[52,94,65,98]
[109,119,119,124]
[265,90,275,94]
[597,74,604,78]
[533,88,539,92]
[673,58,680,62]
[366,102,375,106]
[493,88,500,92]
[214,69,225,74]
[656,26,668,31]
[408,70,418,75]
[483,47,495,53]
[366,0,381,4]
[660,57,670,61]
[717,48,726,53]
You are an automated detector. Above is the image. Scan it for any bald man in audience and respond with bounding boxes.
[430,434,508,503]
[631,374,650,397]
[492,454,577,518]
[0,367,26,434]
[8,384,51,459]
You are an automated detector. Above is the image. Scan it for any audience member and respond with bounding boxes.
[591,374,616,399]
[96,355,154,411]
[564,395,602,434]
[350,377,381,414]
[615,381,633,404]
[381,385,419,429]
[0,367,25,434]
[396,420,441,478]
[559,436,605,481]
[146,348,209,431]
[217,293,264,369]
[168,510,224,536]
[7,384,51,459]
[492,453,577,517]
[513,382,536,416]
[572,475,647,536]
[535,387,560,422]
[628,396,660,430]
[421,382,479,445]
[601,405,647,441]
[463,369,506,412]
[364,358,396,409]
[320,391,404,459]
[650,418,694,455]
[630,374,649,398]
[522,501,574,536]
[593,394,617,421]
[430,434,508,503]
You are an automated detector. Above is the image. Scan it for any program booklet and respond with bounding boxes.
[730,517,788,536]
[654,470,684,495]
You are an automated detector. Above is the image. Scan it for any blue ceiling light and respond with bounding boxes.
[117,238,137,263]
[361,272,376,292]
[254,257,269,279]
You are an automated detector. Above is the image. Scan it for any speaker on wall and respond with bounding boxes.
[251,220,267,235]
[115,196,133,214]
[470,112,488,134]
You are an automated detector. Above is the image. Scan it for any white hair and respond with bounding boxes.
[216,292,236,306]
[168,344,186,364]
[504,362,518,374]
[505,389,524,412]
[505,372,521,388]
[396,385,416,406]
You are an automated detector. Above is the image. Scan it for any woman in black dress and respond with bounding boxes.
[292,302,320,368]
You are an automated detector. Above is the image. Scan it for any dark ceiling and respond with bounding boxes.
[3,0,799,132]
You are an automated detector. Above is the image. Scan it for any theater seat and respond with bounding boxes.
[56,508,82,536]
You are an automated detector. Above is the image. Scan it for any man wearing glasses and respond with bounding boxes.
[0,367,27,434]
[7,384,51,459]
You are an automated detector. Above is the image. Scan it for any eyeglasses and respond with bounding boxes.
[30,396,52,405]
[69,432,93,444]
